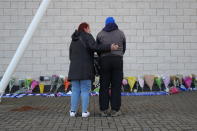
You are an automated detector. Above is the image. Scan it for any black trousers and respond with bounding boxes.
[99,56,123,111]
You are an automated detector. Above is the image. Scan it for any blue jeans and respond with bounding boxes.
[71,80,91,113]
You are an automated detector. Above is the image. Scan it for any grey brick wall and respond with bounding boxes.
[0,0,197,79]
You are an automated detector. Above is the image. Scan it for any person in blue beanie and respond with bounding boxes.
[96,17,126,117]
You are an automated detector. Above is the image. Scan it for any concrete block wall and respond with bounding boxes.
[0,0,197,79]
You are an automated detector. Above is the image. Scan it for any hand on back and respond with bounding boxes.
[111,43,119,51]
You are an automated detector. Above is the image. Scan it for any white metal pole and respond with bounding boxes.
[0,0,51,102]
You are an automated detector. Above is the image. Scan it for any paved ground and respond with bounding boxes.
[0,92,197,131]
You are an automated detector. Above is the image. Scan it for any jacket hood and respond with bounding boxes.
[71,30,89,41]
[103,23,118,32]
[71,30,80,41]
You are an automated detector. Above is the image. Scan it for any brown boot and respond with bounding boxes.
[100,110,108,117]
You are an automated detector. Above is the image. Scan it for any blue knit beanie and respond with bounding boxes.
[105,17,115,25]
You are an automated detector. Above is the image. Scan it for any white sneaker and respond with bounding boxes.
[70,111,76,117]
[82,111,90,117]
